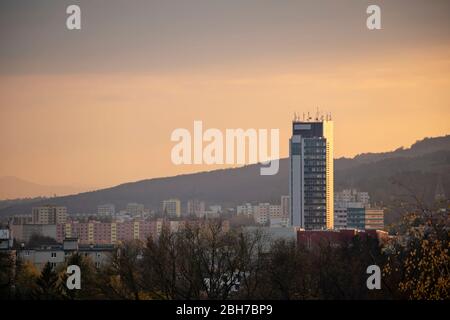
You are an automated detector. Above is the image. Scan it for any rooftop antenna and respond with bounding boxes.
[302,112,305,121]
[315,107,319,121]
[307,111,311,121]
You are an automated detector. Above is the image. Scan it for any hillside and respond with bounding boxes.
[0,176,86,200]
[0,135,448,224]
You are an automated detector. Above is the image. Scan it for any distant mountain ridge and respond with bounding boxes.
[0,176,86,200]
[0,135,448,224]
[335,135,450,170]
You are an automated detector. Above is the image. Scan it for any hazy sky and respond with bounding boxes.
[0,0,449,188]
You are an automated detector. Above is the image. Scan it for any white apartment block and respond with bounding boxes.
[187,199,206,217]
[254,203,270,225]
[97,204,115,216]
[335,189,370,207]
[126,203,145,216]
[18,238,113,271]
[237,203,256,216]
[209,205,222,214]
[269,205,282,218]
[162,199,181,217]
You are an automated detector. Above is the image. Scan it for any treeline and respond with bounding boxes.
[0,201,448,300]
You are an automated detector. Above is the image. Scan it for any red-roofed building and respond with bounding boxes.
[297,229,389,249]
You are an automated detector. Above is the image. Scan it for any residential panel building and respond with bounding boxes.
[56,220,156,244]
[97,204,115,217]
[187,199,206,217]
[162,199,181,217]
[365,208,384,230]
[334,190,384,230]
[126,203,145,216]
[254,203,270,225]
[32,205,67,224]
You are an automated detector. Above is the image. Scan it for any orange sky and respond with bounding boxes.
[1,45,449,188]
[0,1,449,189]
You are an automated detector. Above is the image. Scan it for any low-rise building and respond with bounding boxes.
[57,219,157,244]
[297,229,389,250]
[269,217,290,228]
[334,190,384,230]
[18,238,114,270]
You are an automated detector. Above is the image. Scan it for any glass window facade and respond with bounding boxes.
[290,120,333,230]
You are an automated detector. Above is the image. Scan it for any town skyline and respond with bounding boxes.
[0,132,448,199]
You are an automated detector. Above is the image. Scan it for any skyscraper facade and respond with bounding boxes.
[289,116,334,230]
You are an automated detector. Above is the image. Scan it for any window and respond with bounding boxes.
[51,252,57,258]
[291,143,301,155]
